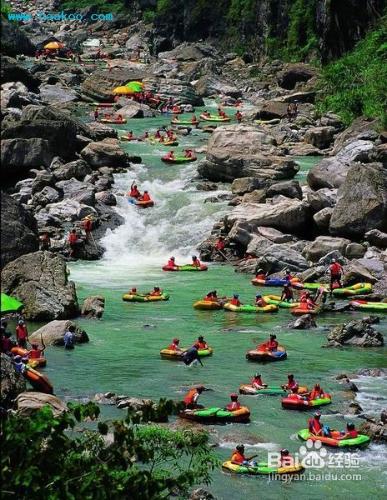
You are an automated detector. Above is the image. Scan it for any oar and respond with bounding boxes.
[216,248,233,264]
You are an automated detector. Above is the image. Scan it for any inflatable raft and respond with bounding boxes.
[122,293,169,302]
[99,118,127,124]
[120,136,140,142]
[246,346,287,362]
[11,347,46,368]
[332,283,372,296]
[127,197,154,208]
[223,303,278,313]
[298,429,370,448]
[180,406,250,424]
[24,366,53,394]
[291,306,319,316]
[193,300,223,310]
[161,156,197,163]
[171,118,199,126]
[263,295,300,309]
[162,264,208,272]
[251,278,300,287]
[239,384,308,396]
[199,114,230,122]
[222,461,304,476]
[160,347,213,360]
[281,394,332,410]
[350,300,387,312]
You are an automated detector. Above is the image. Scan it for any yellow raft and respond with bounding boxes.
[193,300,223,310]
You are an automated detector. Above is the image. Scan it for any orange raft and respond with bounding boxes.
[11,347,47,367]
[24,366,53,394]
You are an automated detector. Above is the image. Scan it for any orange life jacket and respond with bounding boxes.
[183,389,198,405]
[231,451,245,464]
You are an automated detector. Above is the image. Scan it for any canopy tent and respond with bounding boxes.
[1,293,24,315]
[112,86,134,95]
[44,41,64,50]
[125,81,144,92]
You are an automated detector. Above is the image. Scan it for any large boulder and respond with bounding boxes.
[1,20,35,57]
[81,295,105,319]
[193,74,241,98]
[252,243,308,272]
[303,236,351,262]
[116,101,154,119]
[39,84,79,105]
[1,57,40,91]
[231,177,269,195]
[358,414,387,443]
[1,251,79,320]
[55,178,96,206]
[329,163,387,239]
[1,193,39,268]
[277,63,316,90]
[313,207,333,230]
[0,353,26,409]
[144,77,203,106]
[326,317,384,347]
[30,320,89,346]
[1,138,53,176]
[80,139,131,168]
[365,229,387,249]
[304,127,335,149]
[16,392,67,417]
[81,68,148,101]
[306,188,337,212]
[332,117,379,155]
[254,101,288,120]
[343,261,378,285]
[266,180,302,200]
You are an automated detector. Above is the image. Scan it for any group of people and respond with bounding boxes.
[165,255,202,269]
[167,335,209,366]
[163,149,196,160]
[128,182,152,203]
[154,129,177,143]
[94,110,125,122]
[67,215,94,257]
[128,286,163,297]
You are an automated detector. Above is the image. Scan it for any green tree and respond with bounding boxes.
[1,400,218,499]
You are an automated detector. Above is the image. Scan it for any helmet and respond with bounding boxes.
[284,283,289,287]
[233,294,239,298]
[173,338,179,343]
[331,258,336,263]
[288,374,294,379]
[280,448,289,455]
[192,255,197,260]
[255,294,261,298]
[270,334,277,339]
[31,344,38,349]
[154,287,160,291]
[314,411,321,417]
[170,256,175,261]
[18,320,24,325]
[14,355,22,362]
[198,336,204,341]
[197,385,205,392]
[230,393,238,400]
[347,422,355,430]
[236,444,245,453]
[255,373,261,378]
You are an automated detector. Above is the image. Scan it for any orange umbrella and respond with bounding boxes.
[44,41,64,50]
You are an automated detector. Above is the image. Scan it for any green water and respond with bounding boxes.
[34,109,387,498]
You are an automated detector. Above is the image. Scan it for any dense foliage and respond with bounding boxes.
[1,401,218,499]
[317,18,387,127]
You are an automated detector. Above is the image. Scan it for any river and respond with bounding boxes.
[40,106,387,499]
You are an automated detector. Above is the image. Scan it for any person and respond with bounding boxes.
[1,330,14,355]
[139,190,151,202]
[284,269,294,282]
[204,291,214,301]
[235,110,242,123]
[287,103,293,120]
[129,182,141,199]
[126,131,134,140]
[309,383,324,400]
[279,449,294,467]
[182,345,203,366]
[16,320,28,348]
[339,422,358,440]
[314,285,328,305]
[149,286,162,297]
[184,149,194,158]
[28,342,45,360]
[230,445,257,466]
[13,355,25,374]
[155,130,161,139]
[281,374,299,391]
[191,114,198,124]
[94,109,99,121]
[329,258,343,295]
[63,325,76,350]
[165,150,175,160]
[255,294,267,307]
[308,411,330,437]
[168,338,182,352]
[251,373,267,389]
[183,385,204,409]
[226,393,241,411]
[82,216,93,241]
[39,232,51,251]
[191,255,201,267]
[255,268,267,280]
[142,131,149,140]
[68,229,83,257]
[117,114,123,122]
[167,256,178,269]
[203,111,210,118]
[194,336,208,350]
[230,294,241,306]
[129,287,139,295]
[260,334,278,352]
[280,283,293,302]
[300,291,315,310]
[215,236,225,251]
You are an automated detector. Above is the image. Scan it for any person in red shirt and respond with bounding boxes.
[1,328,14,355]
[251,373,268,389]
[129,182,141,199]
[167,338,182,352]
[215,236,225,251]
[279,449,294,467]
[191,255,201,267]
[149,286,162,296]
[82,216,93,241]
[28,342,45,360]
[194,336,208,350]
[255,268,267,280]
[280,284,294,302]
[235,110,242,123]
[94,109,99,121]
[260,334,278,352]
[167,256,178,269]
[309,383,325,400]
[183,385,204,409]
[16,320,28,348]
[255,294,267,307]
[139,191,151,202]
[191,114,198,125]
[230,294,241,306]
[164,150,175,160]
[226,393,241,411]
[281,374,299,391]
[308,411,324,436]
[68,229,82,257]
[230,445,257,466]
[339,422,358,440]
[329,258,343,295]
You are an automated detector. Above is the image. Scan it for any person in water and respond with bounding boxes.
[142,131,149,140]
[182,345,203,367]
[329,258,343,295]
[28,342,45,361]
[308,411,330,437]
[129,182,141,199]
[230,445,257,466]
[226,393,241,411]
[281,374,299,391]
[194,336,208,350]
[168,338,183,353]
[13,355,25,374]
[230,294,241,306]
[149,286,162,297]
[260,334,278,352]
[279,449,294,467]
[314,285,328,305]
[280,283,294,302]
[63,325,76,350]
[191,255,201,267]
[183,385,205,409]
[191,114,198,124]
[309,383,325,400]
[167,256,178,269]
[139,190,151,202]
[251,373,268,389]
[339,422,358,440]
[255,294,267,307]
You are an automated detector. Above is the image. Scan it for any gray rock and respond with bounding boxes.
[304,126,335,149]
[365,229,387,249]
[32,186,61,207]
[81,295,105,319]
[53,159,92,181]
[256,226,296,243]
[266,180,302,200]
[80,139,130,168]
[0,353,26,410]
[343,261,378,285]
[95,191,117,206]
[117,101,154,119]
[326,317,384,347]
[313,207,333,229]
[277,63,316,90]
[241,190,267,203]
[253,243,308,272]
[39,84,79,104]
[30,320,88,346]
[1,251,79,321]
[307,188,337,212]
[31,171,56,194]
[356,258,385,279]
[16,392,67,417]
[317,250,346,267]
[246,235,273,255]
[189,488,215,500]
[44,199,96,223]
[56,178,96,206]
[303,236,351,262]
[358,418,387,443]
[1,138,53,176]
[231,177,269,195]
[345,243,366,259]
[288,314,317,329]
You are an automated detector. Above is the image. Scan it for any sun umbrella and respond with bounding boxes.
[1,293,24,315]
[112,86,134,95]
[125,81,143,92]
[44,41,64,50]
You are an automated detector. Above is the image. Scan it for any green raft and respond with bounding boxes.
[239,384,286,395]
[223,303,278,313]
[122,293,169,302]
[222,461,304,475]
[263,295,300,309]
[181,406,250,423]
[298,429,371,448]
[332,283,372,296]
[350,300,387,312]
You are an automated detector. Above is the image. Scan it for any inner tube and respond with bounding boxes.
[298,429,370,448]
[332,283,373,296]
[239,384,308,395]
[99,118,127,124]
[11,347,46,368]
[263,295,300,309]
[222,461,304,476]
[193,300,223,310]
[281,394,332,410]
[350,300,387,312]
[134,200,154,208]
[23,366,53,394]
[180,406,250,423]
[223,303,278,313]
[162,264,208,272]
[246,346,287,362]
[251,278,300,287]
[291,306,319,316]
[199,114,230,122]
[160,347,213,360]
[161,156,197,164]
[122,293,169,302]
[161,140,179,146]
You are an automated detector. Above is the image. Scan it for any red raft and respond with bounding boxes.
[281,393,332,410]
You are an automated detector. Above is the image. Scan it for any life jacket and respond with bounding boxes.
[226,401,241,411]
[29,349,42,359]
[215,240,225,250]
[141,193,151,202]
[309,388,323,400]
[16,325,27,339]
[256,274,266,280]
[231,451,245,464]
[150,290,161,296]
[283,288,293,298]
[130,188,140,198]
[68,233,78,244]
[196,341,207,350]
[83,219,92,232]
[287,380,298,390]
[308,417,322,434]
[252,376,263,387]
[167,260,176,267]
[267,340,278,351]
[230,298,240,306]
[183,389,198,405]
[168,343,179,351]
[192,259,201,267]
[256,299,266,307]
[348,430,358,438]
[330,263,342,275]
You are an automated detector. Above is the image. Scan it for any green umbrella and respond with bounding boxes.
[1,293,24,314]
[125,81,143,93]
